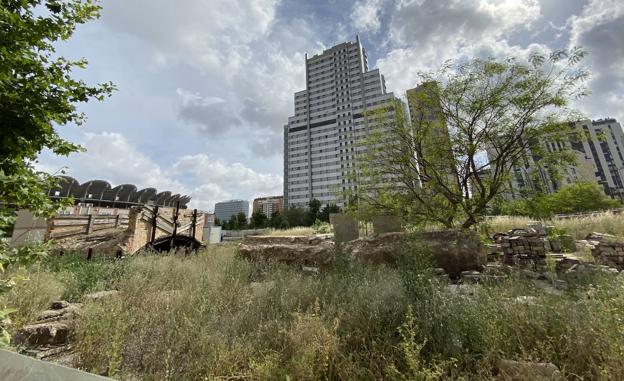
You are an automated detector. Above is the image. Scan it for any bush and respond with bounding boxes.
[499,182,621,219]
[41,252,128,302]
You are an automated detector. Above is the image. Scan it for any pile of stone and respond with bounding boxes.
[13,300,80,366]
[500,231,546,268]
[580,232,624,271]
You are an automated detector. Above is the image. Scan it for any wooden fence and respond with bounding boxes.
[48,214,130,240]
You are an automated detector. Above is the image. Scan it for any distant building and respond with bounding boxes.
[253,196,283,217]
[283,36,397,209]
[406,82,456,189]
[500,118,624,201]
[214,200,249,222]
[204,213,215,226]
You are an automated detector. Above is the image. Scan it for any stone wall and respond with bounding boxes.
[591,241,624,270]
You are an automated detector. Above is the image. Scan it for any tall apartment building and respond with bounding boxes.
[214,199,249,222]
[502,118,624,200]
[406,82,456,189]
[253,196,283,216]
[283,36,396,209]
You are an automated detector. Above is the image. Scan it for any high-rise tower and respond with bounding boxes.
[283,37,396,209]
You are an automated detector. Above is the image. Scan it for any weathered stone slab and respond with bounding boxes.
[329,213,358,243]
[372,215,402,235]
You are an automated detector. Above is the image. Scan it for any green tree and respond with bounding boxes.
[268,210,288,229]
[318,203,340,222]
[0,0,113,346]
[236,212,248,230]
[213,217,220,226]
[307,198,321,224]
[283,207,308,227]
[356,50,587,229]
[226,215,237,230]
[501,182,620,218]
[249,210,267,229]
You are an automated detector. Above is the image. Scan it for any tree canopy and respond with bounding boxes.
[0,0,114,232]
[499,182,621,219]
[0,0,113,346]
[355,50,588,229]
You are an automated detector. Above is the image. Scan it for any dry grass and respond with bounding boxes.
[485,211,624,239]
[266,227,317,236]
[4,243,624,380]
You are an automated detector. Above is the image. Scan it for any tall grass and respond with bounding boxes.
[5,243,624,379]
[486,211,624,239]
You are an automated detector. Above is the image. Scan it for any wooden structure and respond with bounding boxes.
[47,214,129,240]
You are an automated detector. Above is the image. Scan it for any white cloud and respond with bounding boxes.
[96,0,318,156]
[352,0,384,33]
[169,154,283,196]
[101,0,280,74]
[38,132,282,212]
[62,132,184,192]
[567,0,624,122]
[175,88,242,136]
[388,0,540,48]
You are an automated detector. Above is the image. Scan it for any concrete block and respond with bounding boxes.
[372,215,402,235]
[330,213,358,243]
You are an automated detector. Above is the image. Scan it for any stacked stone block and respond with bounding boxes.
[501,235,546,267]
[591,241,624,270]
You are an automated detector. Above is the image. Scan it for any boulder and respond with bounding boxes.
[414,230,486,277]
[14,321,72,347]
[343,230,486,277]
[342,232,405,266]
[238,242,334,269]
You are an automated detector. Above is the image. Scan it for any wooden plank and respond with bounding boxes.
[52,220,89,227]
[49,229,87,239]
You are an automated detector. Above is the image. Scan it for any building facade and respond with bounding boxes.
[214,200,249,222]
[204,213,215,227]
[283,36,397,209]
[502,118,624,200]
[252,196,283,216]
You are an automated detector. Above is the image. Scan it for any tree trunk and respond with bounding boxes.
[461,215,476,229]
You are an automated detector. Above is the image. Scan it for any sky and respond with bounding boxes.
[37,0,624,212]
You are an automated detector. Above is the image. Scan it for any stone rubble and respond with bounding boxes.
[13,300,81,366]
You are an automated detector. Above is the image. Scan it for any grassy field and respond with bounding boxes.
[485,211,624,239]
[3,241,624,380]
